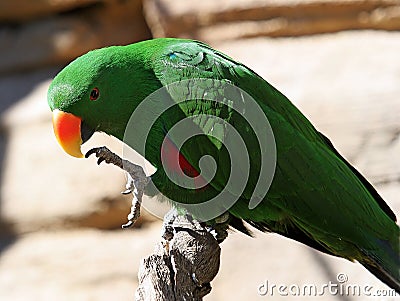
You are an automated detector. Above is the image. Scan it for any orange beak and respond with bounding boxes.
[52,109,84,158]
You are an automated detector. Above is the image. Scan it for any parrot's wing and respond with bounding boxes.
[151,39,396,224]
[151,41,253,195]
[150,40,306,198]
[318,131,396,222]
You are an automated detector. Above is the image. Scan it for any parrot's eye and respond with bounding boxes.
[90,88,100,101]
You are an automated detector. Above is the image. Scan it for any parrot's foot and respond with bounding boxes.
[85,146,150,228]
[204,212,230,243]
[161,208,229,244]
[160,208,179,254]
[161,208,198,241]
[161,209,177,241]
[206,223,229,244]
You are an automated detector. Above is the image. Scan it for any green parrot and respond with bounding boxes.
[47,38,399,292]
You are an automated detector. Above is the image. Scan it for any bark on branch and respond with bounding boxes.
[135,210,221,301]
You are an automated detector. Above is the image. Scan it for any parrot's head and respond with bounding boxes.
[48,44,157,158]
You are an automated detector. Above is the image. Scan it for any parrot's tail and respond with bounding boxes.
[360,236,400,294]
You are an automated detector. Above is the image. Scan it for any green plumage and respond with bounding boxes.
[48,38,399,291]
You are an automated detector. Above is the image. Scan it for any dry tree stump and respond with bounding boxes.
[135,211,222,301]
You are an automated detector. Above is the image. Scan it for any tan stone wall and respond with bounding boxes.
[0,1,399,300]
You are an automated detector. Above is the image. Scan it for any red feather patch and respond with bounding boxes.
[161,137,207,189]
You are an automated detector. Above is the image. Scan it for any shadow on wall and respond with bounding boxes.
[0,68,61,253]
[0,0,152,254]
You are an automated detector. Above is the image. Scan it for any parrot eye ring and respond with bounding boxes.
[90,87,100,101]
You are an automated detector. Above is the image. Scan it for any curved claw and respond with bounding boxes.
[162,225,175,241]
[85,148,97,158]
[97,157,105,165]
[121,189,133,195]
[122,221,134,229]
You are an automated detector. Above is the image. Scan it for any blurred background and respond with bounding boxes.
[0,0,399,300]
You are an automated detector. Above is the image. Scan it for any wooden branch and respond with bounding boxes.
[135,210,222,301]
